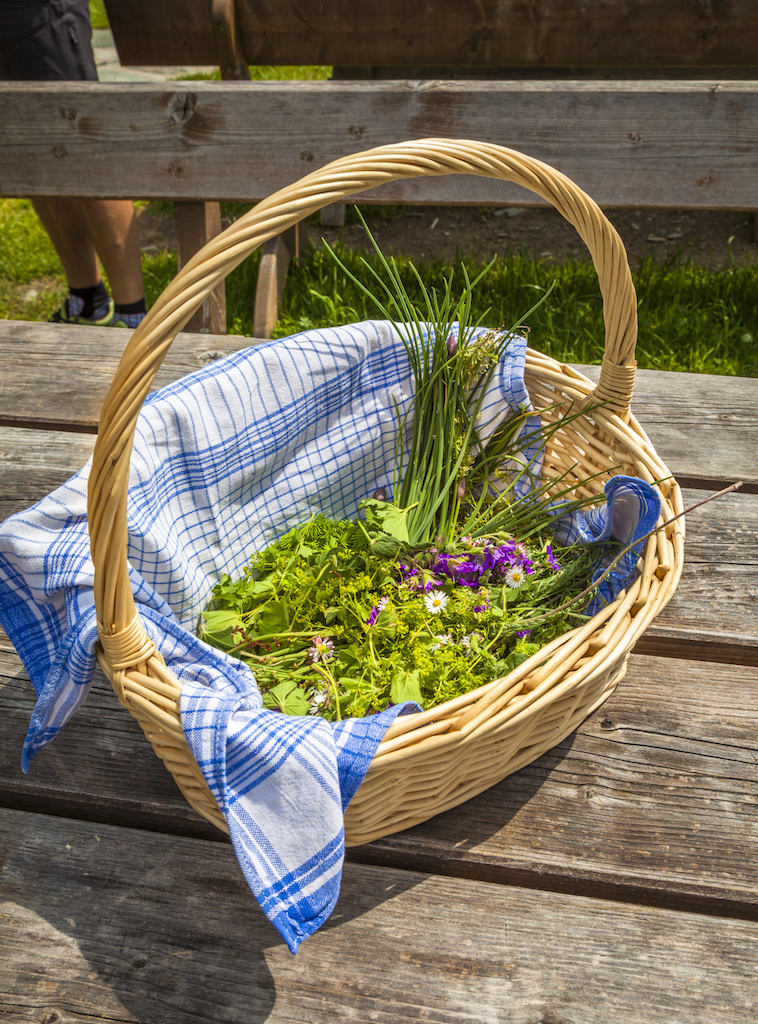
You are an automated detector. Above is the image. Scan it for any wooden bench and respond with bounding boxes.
[106,0,758,334]
[1,318,757,1018]
[2,0,757,336]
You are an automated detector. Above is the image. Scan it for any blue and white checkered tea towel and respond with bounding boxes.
[0,320,659,952]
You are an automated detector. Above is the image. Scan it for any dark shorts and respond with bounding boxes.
[0,0,98,81]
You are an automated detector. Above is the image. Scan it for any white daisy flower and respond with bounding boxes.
[459,630,484,650]
[505,566,525,589]
[430,633,453,651]
[308,690,328,715]
[424,590,449,615]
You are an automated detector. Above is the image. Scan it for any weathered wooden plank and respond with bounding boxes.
[1,324,756,490]
[1,808,757,1024]
[648,488,758,653]
[355,653,758,918]
[104,0,758,69]
[577,364,758,492]
[634,625,758,665]
[0,322,253,432]
[2,647,756,917]
[2,81,758,209]
[174,200,227,334]
[0,429,96,522]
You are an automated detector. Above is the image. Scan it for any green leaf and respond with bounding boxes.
[369,535,403,558]
[372,606,397,638]
[389,667,423,705]
[247,578,276,598]
[200,609,244,638]
[255,600,290,634]
[360,498,411,543]
[503,641,541,673]
[337,643,365,672]
[262,680,311,715]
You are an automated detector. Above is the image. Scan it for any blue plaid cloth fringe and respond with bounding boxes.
[0,321,660,952]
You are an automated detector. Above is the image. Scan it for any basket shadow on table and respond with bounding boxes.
[7,815,430,1024]
[5,651,573,1022]
[2,665,433,1023]
[8,841,436,1024]
[347,730,580,884]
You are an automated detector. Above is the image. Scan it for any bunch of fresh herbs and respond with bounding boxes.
[200,519,602,721]
[199,217,614,720]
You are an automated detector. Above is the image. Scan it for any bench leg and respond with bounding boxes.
[253,225,298,339]
[174,200,227,335]
[212,0,250,81]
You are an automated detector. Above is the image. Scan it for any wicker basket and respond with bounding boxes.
[88,139,684,846]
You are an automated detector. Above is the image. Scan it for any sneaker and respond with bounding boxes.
[49,297,114,326]
[111,311,146,329]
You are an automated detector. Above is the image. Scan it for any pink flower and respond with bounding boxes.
[308,636,334,663]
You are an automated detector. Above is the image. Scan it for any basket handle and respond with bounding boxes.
[88,138,637,639]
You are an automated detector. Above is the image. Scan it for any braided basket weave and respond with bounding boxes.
[89,139,684,845]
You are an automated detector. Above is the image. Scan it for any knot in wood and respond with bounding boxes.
[168,92,196,125]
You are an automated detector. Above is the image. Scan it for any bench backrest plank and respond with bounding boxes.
[2,81,756,209]
[104,0,758,70]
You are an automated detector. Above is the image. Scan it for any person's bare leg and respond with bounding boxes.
[32,196,143,305]
[31,197,101,288]
[79,199,144,305]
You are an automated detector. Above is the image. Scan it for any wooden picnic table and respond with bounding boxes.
[1,318,757,1022]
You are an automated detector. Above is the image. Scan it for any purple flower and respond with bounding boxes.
[515,629,532,639]
[546,545,561,572]
[473,601,490,614]
[433,553,482,588]
[367,597,389,626]
[401,566,438,592]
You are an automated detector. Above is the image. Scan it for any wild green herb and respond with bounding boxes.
[200,517,604,722]
[199,219,616,719]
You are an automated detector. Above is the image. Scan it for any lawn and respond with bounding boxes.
[2,197,756,377]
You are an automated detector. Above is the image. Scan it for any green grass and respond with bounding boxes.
[2,198,756,376]
[88,0,109,30]
[173,66,332,82]
[269,244,758,377]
